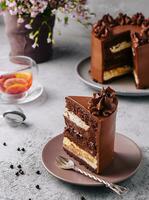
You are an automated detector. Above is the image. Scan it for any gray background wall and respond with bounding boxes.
[88,0,149,18]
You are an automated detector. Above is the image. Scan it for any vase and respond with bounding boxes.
[3,13,55,63]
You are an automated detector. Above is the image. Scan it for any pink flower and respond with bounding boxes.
[9,8,17,15]
[17,17,24,23]
[47,37,51,43]
[25,24,32,29]
[32,42,39,48]
[29,33,34,39]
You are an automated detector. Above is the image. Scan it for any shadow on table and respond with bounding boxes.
[58,149,149,199]
[22,89,51,107]
[118,95,149,103]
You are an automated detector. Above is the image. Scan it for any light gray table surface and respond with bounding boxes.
[0,1,149,199]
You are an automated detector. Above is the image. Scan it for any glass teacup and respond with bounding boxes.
[0,56,38,103]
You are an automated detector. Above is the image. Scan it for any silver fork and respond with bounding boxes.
[56,156,128,195]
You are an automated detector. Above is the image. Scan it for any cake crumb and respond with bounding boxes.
[10,164,14,169]
[36,170,41,175]
[35,185,41,190]
[21,148,25,152]
[15,172,19,176]
[17,165,22,169]
[81,196,86,200]
[17,147,21,151]
[17,147,26,152]
[19,169,25,175]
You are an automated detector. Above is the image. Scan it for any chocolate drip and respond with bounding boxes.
[88,87,117,117]
[131,13,145,26]
[132,26,149,47]
[93,24,109,39]
[93,14,116,38]
[93,12,149,44]
[115,13,132,25]
[102,14,115,27]
[142,19,149,28]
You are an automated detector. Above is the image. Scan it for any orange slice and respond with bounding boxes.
[15,72,32,81]
[15,72,32,88]
[4,78,28,89]
[5,84,28,94]
[0,74,16,92]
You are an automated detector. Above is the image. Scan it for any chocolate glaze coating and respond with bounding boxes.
[132,42,149,89]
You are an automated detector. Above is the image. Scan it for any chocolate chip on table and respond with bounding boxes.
[19,169,25,175]
[3,142,7,146]
[15,172,20,176]
[17,147,26,152]
[17,147,21,151]
[10,164,14,169]
[17,165,22,169]
[81,196,86,200]
[35,185,41,190]
[21,148,25,152]
[36,170,41,175]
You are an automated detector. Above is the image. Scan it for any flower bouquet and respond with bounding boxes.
[0,0,93,63]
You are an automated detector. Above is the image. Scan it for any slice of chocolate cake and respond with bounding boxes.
[63,87,118,174]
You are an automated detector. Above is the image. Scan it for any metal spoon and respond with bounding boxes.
[56,156,128,195]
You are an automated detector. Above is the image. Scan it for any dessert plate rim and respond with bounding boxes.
[76,57,149,96]
[41,133,142,187]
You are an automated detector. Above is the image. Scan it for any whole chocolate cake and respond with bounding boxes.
[63,87,118,174]
[90,13,149,89]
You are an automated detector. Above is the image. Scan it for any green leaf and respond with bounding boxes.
[34,30,39,37]
[0,2,7,10]
[64,16,69,25]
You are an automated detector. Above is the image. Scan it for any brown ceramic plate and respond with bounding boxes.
[42,133,142,186]
[76,57,149,96]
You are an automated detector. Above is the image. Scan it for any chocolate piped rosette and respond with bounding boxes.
[88,87,117,117]
[62,87,118,174]
[90,13,149,89]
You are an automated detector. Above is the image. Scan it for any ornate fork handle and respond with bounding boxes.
[74,166,128,195]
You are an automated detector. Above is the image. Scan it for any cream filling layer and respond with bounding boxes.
[64,108,89,131]
[63,137,97,170]
[110,41,131,53]
[104,66,132,81]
